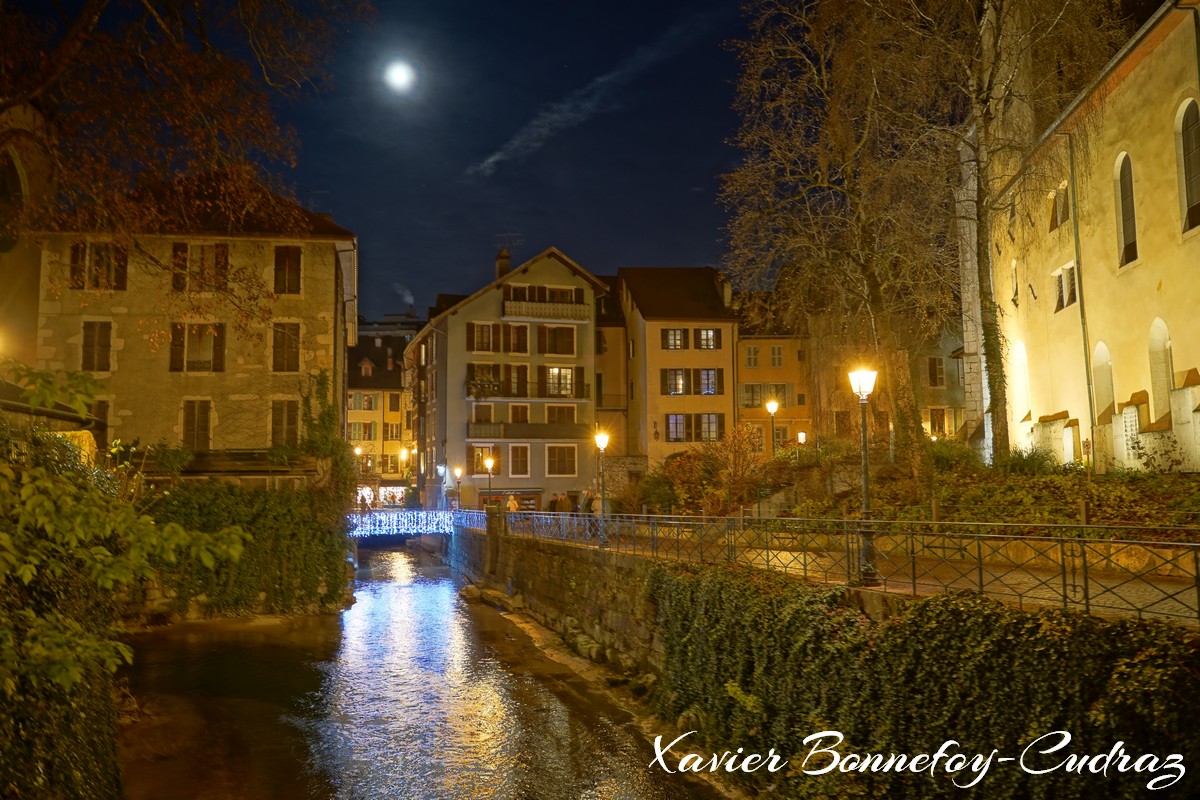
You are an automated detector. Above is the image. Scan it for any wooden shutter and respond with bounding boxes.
[574,287,584,304]
[113,247,128,290]
[660,329,669,349]
[492,323,500,352]
[684,414,695,442]
[501,324,510,353]
[81,322,97,370]
[503,284,512,300]
[716,368,725,395]
[537,325,547,354]
[517,365,528,397]
[682,330,689,350]
[717,414,726,440]
[172,243,188,291]
[537,365,547,397]
[214,244,229,289]
[271,400,285,446]
[466,323,476,351]
[97,323,111,371]
[574,366,584,399]
[169,323,185,371]
[693,329,700,349]
[212,324,226,372]
[69,243,86,289]
[517,325,528,353]
[691,369,701,395]
[660,369,669,395]
[714,329,722,349]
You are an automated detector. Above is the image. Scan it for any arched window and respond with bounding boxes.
[1181,101,1200,230]
[1148,319,1174,422]
[1116,154,1137,265]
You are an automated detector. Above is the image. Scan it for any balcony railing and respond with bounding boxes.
[502,300,589,321]
[466,422,592,440]
[466,380,591,400]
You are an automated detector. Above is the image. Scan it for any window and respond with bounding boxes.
[666,413,687,442]
[929,408,947,436]
[664,368,686,396]
[1116,154,1138,265]
[928,357,946,387]
[388,393,401,412]
[510,404,529,423]
[359,360,374,378]
[698,413,721,442]
[773,424,788,449]
[467,363,502,396]
[69,243,127,290]
[539,325,575,355]
[752,425,764,453]
[349,421,377,440]
[1011,259,1019,307]
[796,393,807,406]
[510,444,530,477]
[770,345,783,367]
[361,393,377,411]
[171,242,228,291]
[546,445,576,476]
[1048,183,1070,231]
[546,405,576,424]
[696,329,719,349]
[470,445,496,475]
[1182,100,1200,230]
[765,384,787,406]
[546,286,576,303]
[183,400,211,452]
[796,349,807,362]
[742,384,763,408]
[473,403,493,423]
[272,322,300,372]
[169,323,226,372]
[663,328,687,350]
[81,321,112,371]
[271,400,299,447]
[382,454,400,474]
[504,323,529,354]
[274,246,301,294]
[469,322,496,352]
[546,366,574,397]
[385,422,402,441]
[746,345,759,368]
[699,369,717,395]
[1053,266,1077,312]
[348,392,362,411]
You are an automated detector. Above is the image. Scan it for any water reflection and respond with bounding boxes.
[123,548,719,800]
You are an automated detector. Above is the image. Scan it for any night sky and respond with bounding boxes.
[282,0,746,320]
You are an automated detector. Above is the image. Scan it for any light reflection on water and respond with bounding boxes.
[123,548,718,800]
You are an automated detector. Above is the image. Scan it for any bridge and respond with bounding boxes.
[349,509,455,537]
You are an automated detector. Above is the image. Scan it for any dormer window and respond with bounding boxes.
[360,358,375,377]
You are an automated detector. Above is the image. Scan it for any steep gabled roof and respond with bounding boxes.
[619,267,736,321]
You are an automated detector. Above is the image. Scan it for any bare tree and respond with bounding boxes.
[0,0,371,331]
[722,0,961,468]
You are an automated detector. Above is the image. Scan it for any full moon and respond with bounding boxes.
[384,61,416,92]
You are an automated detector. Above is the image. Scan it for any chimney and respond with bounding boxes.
[495,247,511,280]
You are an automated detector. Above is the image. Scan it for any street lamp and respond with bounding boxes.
[765,400,779,457]
[400,446,409,478]
[848,369,879,585]
[484,456,494,505]
[594,431,609,512]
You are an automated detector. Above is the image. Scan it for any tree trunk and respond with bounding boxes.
[973,126,1010,460]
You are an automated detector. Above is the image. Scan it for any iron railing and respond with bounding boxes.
[456,512,1200,625]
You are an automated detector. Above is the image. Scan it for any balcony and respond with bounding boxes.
[502,300,589,321]
[466,422,592,440]
[466,380,591,400]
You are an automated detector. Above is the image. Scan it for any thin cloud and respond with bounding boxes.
[466,11,722,179]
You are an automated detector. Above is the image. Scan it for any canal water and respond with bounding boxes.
[120,548,722,800]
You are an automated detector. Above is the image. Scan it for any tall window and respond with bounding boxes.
[504,323,529,354]
[929,408,947,436]
[546,405,576,424]
[384,422,402,441]
[388,393,401,412]
[471,445,496,476]
[1048,183,1070,231]
[546,366,574,397]
[69,243,127,290]
[745,345,759,368]
[81,321,112,371]
[361,393,377,411]
[1182,100,1200,230]
[664,368,686,396]
[662,328,687,349]
[469,322,495,352]
[182,400,211,452]
[274,246,301,294]
[271,400,299,447]
[169,323,226,372]
[539,325,575,355]
[172,243,228,291]
[928,357,946,387]
[510,444,530,477]
[699,369,717,395]
[272,323,300,372]
[741,383,763,408]
[1117,155,1138,265]
[546,445,576,476]
[769,345,783,367]
[698,413,720,442]
[666,413,686,442]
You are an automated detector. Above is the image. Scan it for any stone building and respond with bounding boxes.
[35,194,358,483]
[961,0,1200,470]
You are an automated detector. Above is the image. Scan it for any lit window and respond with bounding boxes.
[697,329,719,349]
[663,328,687,349]
[169,323,227,373]
[1116,154,1138,265]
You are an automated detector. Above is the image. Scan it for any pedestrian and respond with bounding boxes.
[506,494,519,512]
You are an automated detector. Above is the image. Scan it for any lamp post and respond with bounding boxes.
[848,369,879,585]
[400,446,409,479]
[484,456,494,506]
[453,466,462,509]
[594,431,609,512]
[765,399,779,457]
